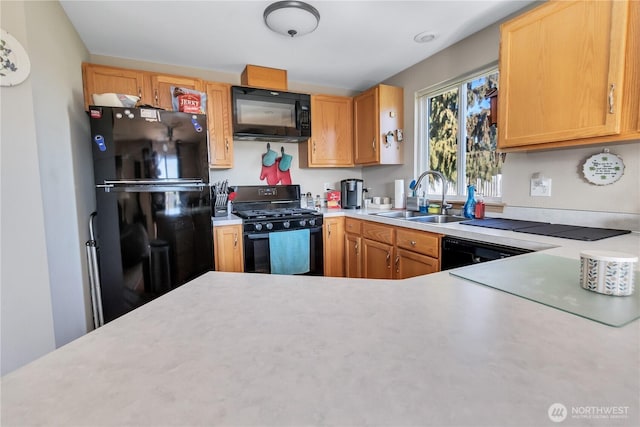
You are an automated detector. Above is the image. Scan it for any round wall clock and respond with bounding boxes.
[581,150,625,186]
[1,28,31,87]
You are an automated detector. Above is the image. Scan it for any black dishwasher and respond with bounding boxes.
[441,236,532,270]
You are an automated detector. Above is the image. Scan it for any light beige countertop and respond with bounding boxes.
[2,267,639,426]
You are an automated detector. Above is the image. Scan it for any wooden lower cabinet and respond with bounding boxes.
[396,248,439,279]
[349,219,441,280]
[362,238,394,279]
[213,224,244,272]
[345,233,362,278]
[345,218,362,278]
[323,217,345,277]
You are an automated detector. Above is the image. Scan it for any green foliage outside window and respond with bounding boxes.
[426,70,502,198]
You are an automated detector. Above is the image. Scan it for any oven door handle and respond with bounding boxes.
[244,226,322,240]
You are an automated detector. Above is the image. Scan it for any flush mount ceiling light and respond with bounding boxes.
[414,31,436,43]
[264,1,320,38]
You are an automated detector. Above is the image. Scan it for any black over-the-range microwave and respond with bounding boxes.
[231,86,311,142]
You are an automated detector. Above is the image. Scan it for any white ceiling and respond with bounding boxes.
[60,0,536,92]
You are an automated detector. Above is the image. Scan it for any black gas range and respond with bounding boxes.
[231,185,323,275]
[232,185,323,233]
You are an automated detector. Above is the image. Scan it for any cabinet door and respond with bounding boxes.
[82,63,147,110]
[396,248,439,279]
[363,238,393,279]
[354,86,379,164]
[345,233,362,278]
[498,0,629,148]
[150,74,204,110]
[378,84,404,165]
[323,217,345,277]
[302,95,353,167]
[214,225,244,272]
[206,82,234,168]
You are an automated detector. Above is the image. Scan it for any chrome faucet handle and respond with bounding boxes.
[442,203,453,215]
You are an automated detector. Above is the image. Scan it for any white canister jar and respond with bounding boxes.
[580,250,638,296]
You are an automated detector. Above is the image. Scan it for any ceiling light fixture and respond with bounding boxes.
[264,1,320,38]
[414,31,436,43]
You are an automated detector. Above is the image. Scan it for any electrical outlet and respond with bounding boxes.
[530,178,552,197]
[323,182,332,192]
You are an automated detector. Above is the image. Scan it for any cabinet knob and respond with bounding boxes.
[386,251,391,268]
[154,89,159,106]
[410,240,417,246]
[372,138,376,152]
[138,87,142,98]
[225,139,229,151]
[313,140,316,153]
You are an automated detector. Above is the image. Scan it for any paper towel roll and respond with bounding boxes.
[394,179,405,209]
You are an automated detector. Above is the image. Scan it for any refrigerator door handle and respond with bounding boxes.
[97,179,207,192]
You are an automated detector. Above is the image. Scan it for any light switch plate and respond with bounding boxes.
[530,178,552,197]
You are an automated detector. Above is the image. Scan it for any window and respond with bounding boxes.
[417,65,503,200]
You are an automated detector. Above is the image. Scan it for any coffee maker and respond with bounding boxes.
[340,179,363,209]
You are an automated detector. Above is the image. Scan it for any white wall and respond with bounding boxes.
[368,7,639,226]
[0,1,91,375]
[1,1,56,375]
[210,141,362,197]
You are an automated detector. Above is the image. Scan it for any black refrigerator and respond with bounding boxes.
[88,106,213,324]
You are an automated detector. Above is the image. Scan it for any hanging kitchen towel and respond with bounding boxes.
[269,229,310,275]
[275,147,293,184]
[260,143,279,185]
[262,143,277,166]
[278,146,292,171]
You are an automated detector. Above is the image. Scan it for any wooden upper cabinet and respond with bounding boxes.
[82,63,148,110]
[241,64,288,91]
[206,82,234,168]
[300,95,353,167]
[354,86,378,164]
[498,0,638,150]
[354,84,404,165]
[150,74,203,110]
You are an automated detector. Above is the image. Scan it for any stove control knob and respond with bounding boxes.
[265,222,273,230]
[254,223,263,232]
[299,219,307,227]
[308,218,316,227]
[283,221,290,229]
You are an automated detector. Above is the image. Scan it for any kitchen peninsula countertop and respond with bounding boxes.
[2,268,639,426]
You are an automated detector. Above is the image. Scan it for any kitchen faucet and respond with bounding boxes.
[412,170,450,215]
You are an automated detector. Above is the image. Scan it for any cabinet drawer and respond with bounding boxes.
[345,217,361,234]
[362,221,394,245]
[396,228,440,258]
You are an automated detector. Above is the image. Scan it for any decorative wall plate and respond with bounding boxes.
[1,28,31,87]
[581,150,625,185]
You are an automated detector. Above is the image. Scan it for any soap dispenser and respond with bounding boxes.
[463,184,476,219]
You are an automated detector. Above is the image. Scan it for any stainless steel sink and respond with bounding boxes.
[406,215,467,224]
[370,210,431,219]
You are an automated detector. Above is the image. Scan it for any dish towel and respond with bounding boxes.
[269,229,310,275]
